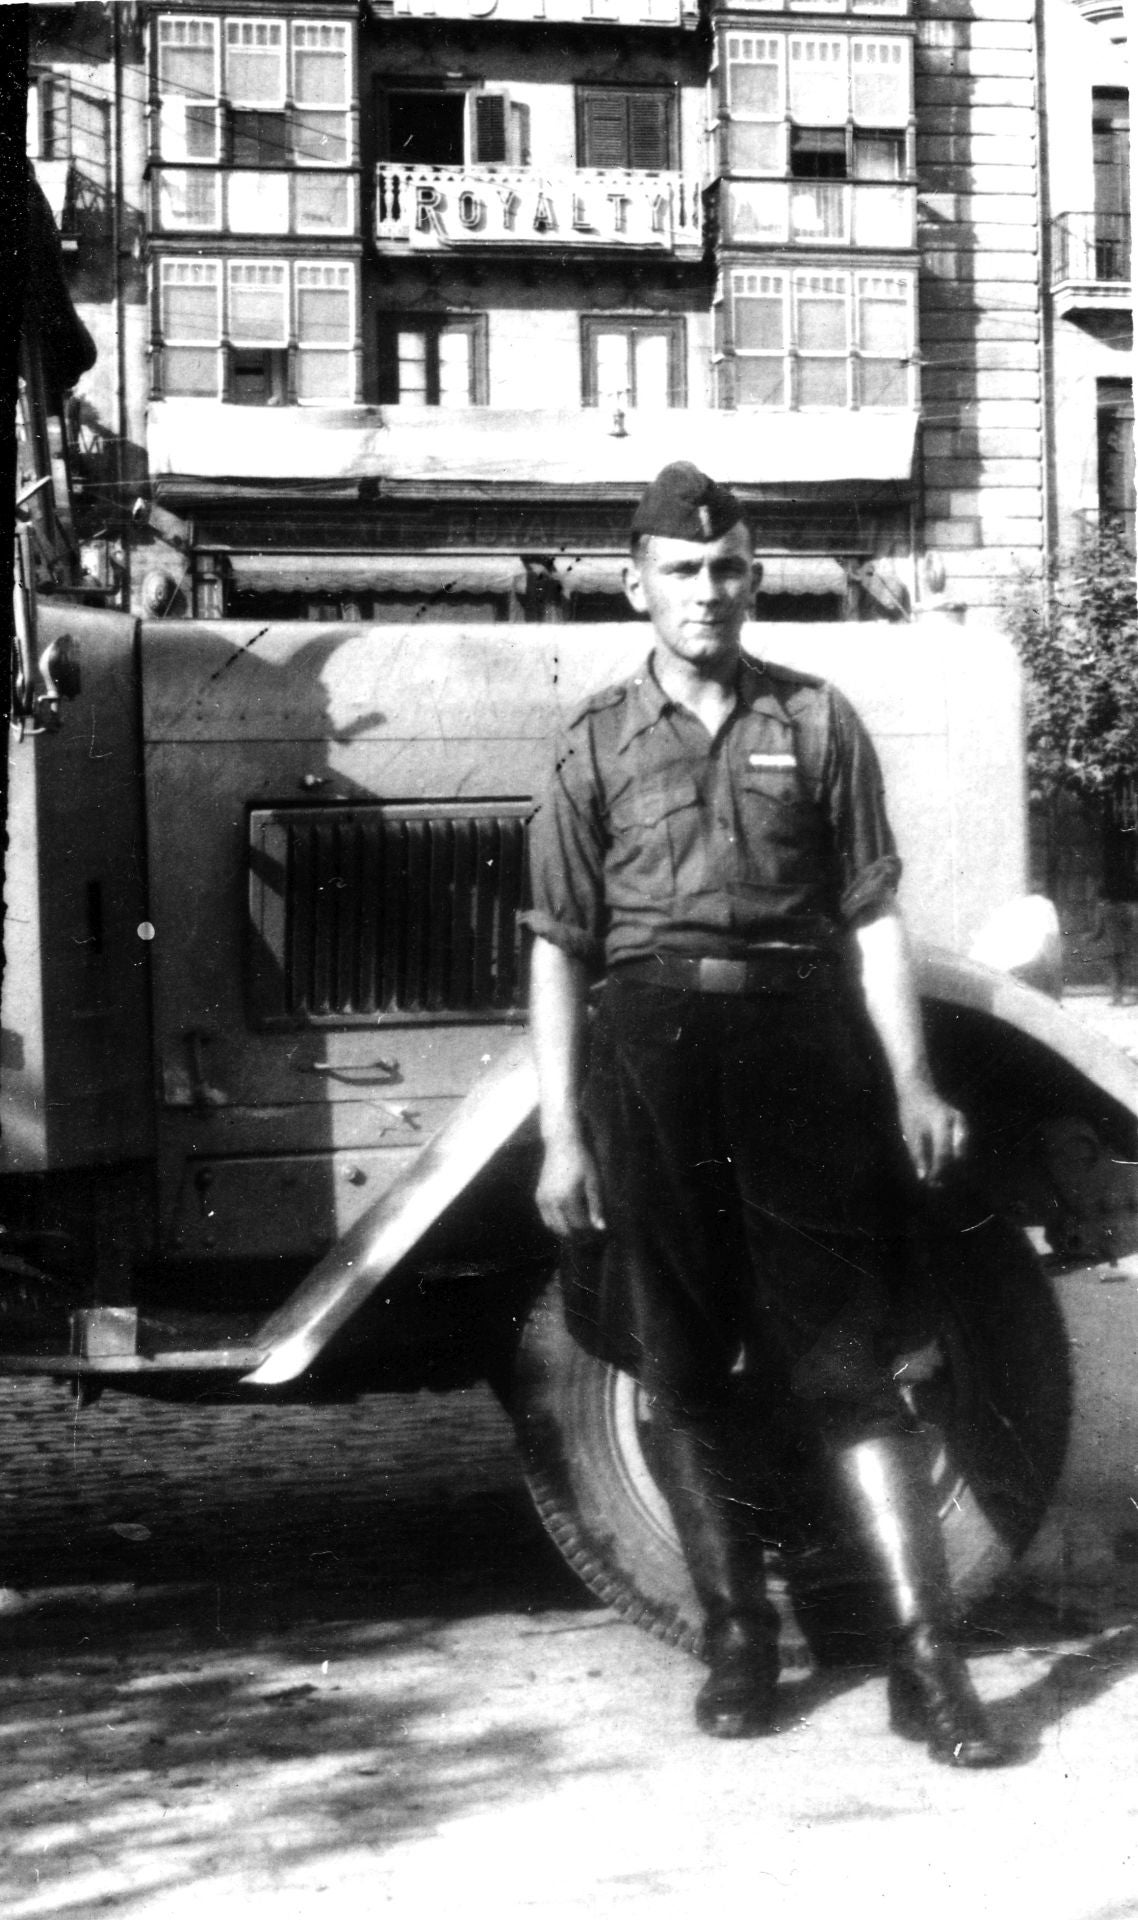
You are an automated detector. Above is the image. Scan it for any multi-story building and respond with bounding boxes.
[1043,0,1131,552]
[28,0,1050,628]
[26,2,150,602]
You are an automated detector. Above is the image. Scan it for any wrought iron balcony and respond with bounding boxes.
[1051,212,1132,315]
[373,164,703,255]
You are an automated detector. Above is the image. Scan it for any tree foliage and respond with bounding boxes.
[1002,527,1138,808]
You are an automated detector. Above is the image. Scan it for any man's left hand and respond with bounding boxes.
[896,1078,967,1185]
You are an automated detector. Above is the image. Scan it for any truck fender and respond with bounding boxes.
[246,946,1138,1391]
[243,1036,538,1386]
[917,942,1138,1122]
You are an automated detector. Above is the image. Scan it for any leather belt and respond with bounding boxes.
[613,952,838,995]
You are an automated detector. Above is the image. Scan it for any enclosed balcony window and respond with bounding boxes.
[720,264,913,410]
[231,109,288,167]
[225,18,284,106]
[156,15,220,161]
[229,346,288,405]
[724,35,783,175]
[729,270,788,406]
[854,131,904,179]
[855,272,909,405]
[850,40,909,125]
[154,15,351,167]
[577,88,676,170]
[158,257,221,395]
[788,37,848,125]
[296,264,355,403]
[795,272,848,406]
[157,168,221,229]
[790,127,846,177]
[294,173,353,232]
[718,29,910,177]
[155,255,357,403]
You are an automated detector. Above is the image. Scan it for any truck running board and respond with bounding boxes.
[243,1036,540,1387]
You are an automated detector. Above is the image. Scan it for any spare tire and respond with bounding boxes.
[508,1217,1071,1662]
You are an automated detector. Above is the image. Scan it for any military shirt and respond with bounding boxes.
[526,652,901,971]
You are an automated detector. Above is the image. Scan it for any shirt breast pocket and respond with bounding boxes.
[740,766,817,851]
[610,771,702,893]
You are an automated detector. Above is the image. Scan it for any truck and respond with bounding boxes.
[5,590,1138,1662]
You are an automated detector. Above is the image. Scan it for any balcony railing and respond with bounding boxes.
[721,178,915,251]
[1072,506,1137,554]
[374,164,703,254]
[1051,212,1132,287]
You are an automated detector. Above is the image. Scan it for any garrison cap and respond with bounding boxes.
[630,462,746,544]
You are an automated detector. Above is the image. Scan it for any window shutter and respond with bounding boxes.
[628,92,671,170]
[475,93,508,163]
[581,92,631,168]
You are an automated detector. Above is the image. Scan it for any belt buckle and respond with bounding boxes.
[697,957,749,994]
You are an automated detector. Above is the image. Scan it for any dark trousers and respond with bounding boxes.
[563,975,927,1446]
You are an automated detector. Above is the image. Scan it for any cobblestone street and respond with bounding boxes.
[0,991,1137,1919]
[0,1365,1137,1919]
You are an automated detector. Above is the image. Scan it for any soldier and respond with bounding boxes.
[526,461,1010,1767]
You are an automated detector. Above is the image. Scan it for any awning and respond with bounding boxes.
[757,556,849,597]
[226,553,526,596]
[553,553,851,598]
[553,556,626,597]
[149,403,919,494]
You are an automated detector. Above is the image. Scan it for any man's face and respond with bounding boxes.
[623,523,755,674]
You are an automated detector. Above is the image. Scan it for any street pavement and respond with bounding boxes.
[2,987,1138,1919]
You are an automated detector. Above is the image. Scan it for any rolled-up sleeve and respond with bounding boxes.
[825,688,903,924]
[523,725,608,967]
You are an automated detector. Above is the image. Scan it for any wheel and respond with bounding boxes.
[507,1218,1072,1664]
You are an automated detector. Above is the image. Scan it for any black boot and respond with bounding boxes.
[831,1434,1012,1768]
[647,1417,781,1739]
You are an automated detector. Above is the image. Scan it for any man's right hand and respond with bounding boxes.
[536,1133,607,1239]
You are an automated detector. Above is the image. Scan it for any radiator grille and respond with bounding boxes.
[248,803,532,1026]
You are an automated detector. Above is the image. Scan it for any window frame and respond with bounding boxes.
[291,20,351,112]
[156,13,221,163]
[580,314,686,409]
[223,18,286,110]
[154,15,353,170]
[376,313,489,408]
[226,258,289,348]
[291,19,352,167]
[793,269,850,408]
[295,261,356,405]
[156,167,223,231]
[716,26,912,180]
[155,254,359,405]
[721,264,914,411]
[853,269,914,408]
[723,33,785,177]
[157,255,223,397]
[376,83,524,167]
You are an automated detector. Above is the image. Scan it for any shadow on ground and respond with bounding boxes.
[0,1380,600,1916]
